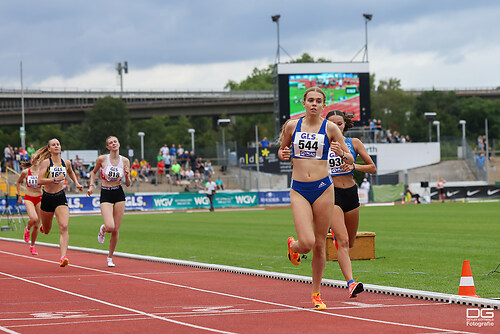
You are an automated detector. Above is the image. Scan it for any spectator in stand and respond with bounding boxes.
[476,152,486,170]
[387,128,394,143]
[156,159,165,184]
[27,144,36,159]
[130,158,140,184]
[139,159,151,181]
[179,165,187,182]
[195,157,205,175]
[177,144,184,160]
[170,144,177,162]
[185,166,194,181]
[204,159,214,178]
[163,151,171,177]
[375,120,383,142]
[189,151,197,169]
[171,160,181,185]
[13,147,21,173]
[180,150,189,166]
[19,147,29,162]
[4,144,13,170]
[74,155,83,170]
[194,169,202,186]
[477,135,484,152]
[159,144,169,157]
[215,177,224,190]
[260,136,270,148]
[369,119,376,141]
[487,146,495,166]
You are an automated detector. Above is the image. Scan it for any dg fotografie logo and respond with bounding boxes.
[466,308,495,328]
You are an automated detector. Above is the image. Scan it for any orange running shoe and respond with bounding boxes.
[23,226,30,243]
[348,280,364,298]
[332,233,338,250]
[59,256,69,267]
[312,293,326,310]
[287,237,301,265]
[39,224,44,234]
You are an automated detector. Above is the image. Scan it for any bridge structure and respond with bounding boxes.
[0,89,274,126]
[1,87,499,127]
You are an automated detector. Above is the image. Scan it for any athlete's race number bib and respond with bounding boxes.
[26,175,38,188]
[105,166,123,181]
[49,166,66,183]
[293,132,325,159]
[328,150,346,175]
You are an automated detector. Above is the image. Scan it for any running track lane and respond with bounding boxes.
[0,241,497,333]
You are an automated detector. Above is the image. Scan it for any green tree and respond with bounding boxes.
[82,97,130,150]
[370,77,416,139]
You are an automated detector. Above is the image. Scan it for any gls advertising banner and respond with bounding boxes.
[0,195,153,214]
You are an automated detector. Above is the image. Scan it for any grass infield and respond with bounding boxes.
[2,201,499,298]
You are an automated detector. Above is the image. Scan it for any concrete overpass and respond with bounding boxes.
[0,90,274,126]
[1,87,499,126]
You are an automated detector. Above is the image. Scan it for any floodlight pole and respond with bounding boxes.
[433,121,440,143]
[20,61,26,149]
[255,125,260,193]
[272,14,281,64]
[271,14,281,138]
[117,61,128,96]
[137,131,145,160]
[459,120,466,159]
[188,128,195,154]
[362,14,373,62]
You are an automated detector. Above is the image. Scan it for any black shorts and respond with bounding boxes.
[438,188,445,195]
[41,190,68,212]
[100,186,125,204]
[334,185,360,213]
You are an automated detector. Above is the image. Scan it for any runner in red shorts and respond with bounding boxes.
[15,150,44,255]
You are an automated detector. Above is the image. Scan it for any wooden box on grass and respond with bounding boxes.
[326,231,376,261]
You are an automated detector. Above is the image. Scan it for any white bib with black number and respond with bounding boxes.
[293,131,325,159]
[49,166,66,183]
[26,175,39,188]
[104,165,124,182]
[328,150,346,175]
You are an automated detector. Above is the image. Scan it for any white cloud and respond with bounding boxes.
[33,59,272,91]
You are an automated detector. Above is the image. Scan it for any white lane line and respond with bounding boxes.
[0,271,235,334]
[0,250,475,334]
[0,326,19,334]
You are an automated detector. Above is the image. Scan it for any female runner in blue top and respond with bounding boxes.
[278,87,354,310]
[37,138,83,267]
[326,110,376,298]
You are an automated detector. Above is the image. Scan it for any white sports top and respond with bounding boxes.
[101,155,124,182]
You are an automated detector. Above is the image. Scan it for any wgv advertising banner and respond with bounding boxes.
[153,192,258,210]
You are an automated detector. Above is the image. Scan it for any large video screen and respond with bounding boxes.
[277,63,370,127]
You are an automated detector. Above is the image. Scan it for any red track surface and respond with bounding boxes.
[1,240,498,333]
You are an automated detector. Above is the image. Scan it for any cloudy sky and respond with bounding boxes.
[1,0,499,92]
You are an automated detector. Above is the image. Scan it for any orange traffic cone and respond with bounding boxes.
[458,260,479,297]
